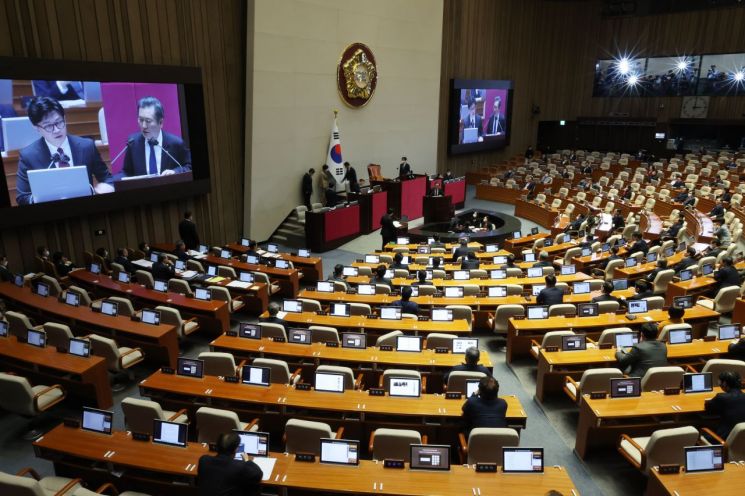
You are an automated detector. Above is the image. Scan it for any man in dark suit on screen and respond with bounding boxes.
[461,101,483,141]
[16,97,114,205]
[484,96,506,136]
[121,96,191,178]
[31,80,85,101]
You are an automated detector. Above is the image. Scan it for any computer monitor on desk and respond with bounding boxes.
[685,446,724,473]
[81,407,113,435]
[410,445,450,470]
[627,300,647,314]
[320,439,359,466]
[233,430,269,459]
[388,377,421,397]
[610,377,641,398]
[683,372,712,393]
[315,372,345,393]
[341,332,366,349]
[241,365,271,387]
[152,419,188,448]
[68,337,90,357]
[177,357,203,378]
[502,448,544,473]
[527,305,548,320]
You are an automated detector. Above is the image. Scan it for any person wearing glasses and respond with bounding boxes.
[121,96,192,177]
[16,96,114,205]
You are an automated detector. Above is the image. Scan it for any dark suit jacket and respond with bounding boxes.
[380,214,396,238]
[674,256,698,273]
[728,339,745,362]
[445,363,492,382]
[627,290,654,301]
[485,114,506,135]
[302,173,313,195]
[197,453,262,496]
[705,389,745,440]
[179,219,200,250]
[452,247,471,262]
[612,215,625,230]
[399,162,411,177]
[152,261,175,281]
[592,293,623,305]
[461,396,508,433]
[113,255,135,274]
[16,135,113,205]
[122,131,191,177]
[392,299,419,315]
[342,167,359,192]
[615,340,667,378]
[715,266,740,289]
[629,240,649,255]
[32,80,84,100]
[462,115,483,136]
[537,286,564,306]
[0,264,13,282]
[461,259,480,270]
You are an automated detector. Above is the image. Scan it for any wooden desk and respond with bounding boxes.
[575,388,720,458]
[504,232,550,254]
[384,241,483,252]
[0,335,112,409]
[260,310,471,337]
[0,282,179,367]
[225,243,324,283]
[139,370,527,445]
[203,254,300,298]
[475,184,522,204]
[34,425,577,496]
[346,272,591,289]
[665,277,717,306]
[572,248,628,273]
[614,250,687,280]
[514,200,558,229]
[646,463,745,496]
[68,269,230,334]
[507,306,720,362]
[348,189,389,234]
[535,339,734,401]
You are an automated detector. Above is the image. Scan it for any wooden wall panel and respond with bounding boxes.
[439,0,745,173]
[0,0,246,272]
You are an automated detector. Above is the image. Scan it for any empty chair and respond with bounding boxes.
[381,369,423,392]
[489,305,524,337]
[618,426,699,474]
[0,372,66,439]
[196,406,258,444]
[459,427,520,465]
[446,305,472,327]
[376,330,402,347]
[370,428,423,462]
[597,300,620,314]
[658,323,692,342]
[199,351,242,377]
[316,365,360,390]
[462,284,480,296]
[425,333,458,350]
[210,286,245,313]
[121,397,188,435]
[530,331,576,358]
[697,286,739,314]
[107,296,135,317]
[135,270,155,287]
[642,296,665,311]
[357,266,373,276]
[349,303,371,316]
[5,311,40,339]
[251,272,281,296]
[596,327,634,346]
[168,278,193,296]
[0,468,86,495]
[297,298,322,313]
[155,306,200,338]
[88,334,144,390]
[252,357,301,385]
[285,419,343,455]
[699,359,745,379]
[564,368,624,404]
[309,325,339,344]
[563,247,581,266]
[217,266,236,279]
[375,284,391,295]
[700,422,745,462]
[39,275,62,296]
[641,366,685,392]
[650,269,675,295]
[259,322,287,341]
[548,303,576,317]
[446,371,487,394]
[41,322,74,349]
[505,267,522,278]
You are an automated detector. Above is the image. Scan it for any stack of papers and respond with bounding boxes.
[206,276,226,283]
[252,457,276,481]
[179,270,198,279]
[227,281,252,289]
[132,259,153,269]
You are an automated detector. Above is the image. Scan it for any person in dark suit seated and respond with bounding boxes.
[565,213,586,232]
[709,199,725,221]
[728,337,745,362]
[380,208,396,250]
[628,232,649,255]
[411,270,427,286]
[260,302,287,328]
[645,258,668,283]
[615,323,667,378]
[537,274,563,306]
[16,97,114,205]
[703,239,723,260]
[522,178,537,194]
[31,80,85,101]
[370,265,391,287]
[705,371,745,442]
[592,281,625,306]
[612,209,625,231]
[390,252,408,271]
[391,286,419,316]
[445,347,492,382]
[714,256,741,292]
[591,246,621,277]
[121,96,191,178]
[662,218,684,241]
[431,257,442,269]
[452,238,470,262]
[461,376,507,434]
[302,168,314,209]
[197,431,263,496]
[51,251,74,277]
[341,161,360,194]
[174,240,189,262]
[484,96,506,135]
[658,305,685,331]
[0,254,13,282]
[430,183,443,196]
[674,247,699,273]
[137,242,152,260]
[178,211,200,251]
[114,248,135,274]
[533,251,552,268]
[670,174,685,189]
[674,189,690,204]
[151,253,175,281]
[461,251,480,270]
[626,279,654,301]
[328,264,345,283]
[500,254,517,270]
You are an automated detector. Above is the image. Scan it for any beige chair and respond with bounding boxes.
[252,357,301,385]
[548,303,576,317]
[298,298,322,313]
[369,428,423,462]
[462,284,480,296]
[641,366,685,392]
[217,265,237,279]
[88,334,144,390]
[642,296,665,311]
[210,286,245,313]
[41,322,74,349]
[0,372,66,439]
[658,323,692,342]
[349,303,372,316]
[446,305,472,327]
[259,322,287,341]
[489,305,524,337]
[596,327,634,346]
[135,270,155,288]
[5,311,41,340]
[0,467,88,496]
[604,259,624,280]
[697,286,740,314]
[375,284,391,295]
[651,269,675,295]
[40,275,62,297]
[376,330,402,347]
[332,280,348,292]
[155,306,200,338]
[186,259,204,273]
[64,285,93,306]
[381,369,424,392]
[700,422,745,462]
[424,333,457,350]
[618,426,699,474]
[285,419,343,455]
[316,364,361,390]
[167,278,193,296]
[530,330,575,358]
[564,368,624,404]
[458,428,520,465]
[251,272,281,296]
[196,406,258,444]
[698,359,745,379]
[446,371,487,394]
[121,397,188,435]
[199,351,242,377]
[107,296,135,317]
[309,325,339,344]
[416,284,437,296]
[597,300,620,314]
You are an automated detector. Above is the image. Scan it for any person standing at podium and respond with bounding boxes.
[342,161,360,194]
[399,156,412,178]
[380,207,396,250]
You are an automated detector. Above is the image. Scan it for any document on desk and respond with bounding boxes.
[252,457,276,480]
[227,280,252,289]
[132,259,153,269]
[179,270,198,279]
[393,221,402,228]
[277,311,288,319]
[206,276,226,283]
[187,250,207,259]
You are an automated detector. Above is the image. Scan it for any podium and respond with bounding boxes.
[348,189,387,234]
[423,195,452,224]
[305,204,361,252]
[372,174,427,220]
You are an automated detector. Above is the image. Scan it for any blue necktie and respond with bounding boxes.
[148,141,157,175]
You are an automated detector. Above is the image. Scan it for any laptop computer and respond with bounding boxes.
[315,372,346,392]
[524,253,536,263]
[684,445,724,473]
[27,166,92,204]
[610,377,641,398]
[527,305,548,319]
[627,300,648,314]
[612,279,628,291]
[679,269,693,282]
[64,291,81,307]
[463,127,478,143]
[578,303,598,317]
[527,267,543,278]
[718,324,740,340]
[68,337,90,357]
[316,281,334,292]
[380,306,402,320]
[502,448,544,473]
[444,286,464,298]
[388,376,421,397]
[561,335,586,351]
[26,329,46,348]
[625,258,637,268]
[141,309,160,325]
[1,116,37,151]
[668,328,692,344]
[116,271,130,283]
[177,357,204,378]
[410,444,450,470]
[573,282,590,294]
[488,286,507,297]
[431,308,453,322]
[288,328,311,344]
[233,430,270,459]
[561,265,576,275]
[396,335,422,352]
[491,269,507,279]
[341,332,366,349]
[81,407,113,435]
[283,300,303,313]
[241,365,271,386]
[683,372,713,393]
[152,419,188,448]
[330,303,350,317]
[614,332,639,349]
[320,439,359,465]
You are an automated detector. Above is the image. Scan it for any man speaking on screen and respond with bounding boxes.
[121,96,191,178]
[16,96,114,205]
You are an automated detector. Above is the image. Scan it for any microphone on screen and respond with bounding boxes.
[109,138,135,166]
[47,153,61,169]
[148,137,185,170]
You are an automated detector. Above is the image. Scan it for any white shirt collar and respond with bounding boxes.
[44,137,73,166]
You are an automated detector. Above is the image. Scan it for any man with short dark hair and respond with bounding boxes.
[390,252,408,270]
[174,240,189,262]
[627,279,654,300]
[114,248,135,274]
[615,323,667,378]
[592,281,624,305]
[392,286,419,316]
[612,209,625,231]
[370,264,391,287]
[260,302,287,328]
[709,199,725,221]
[328,264,345,283]
[674,246,699,273]
[341,161,360,193]
[152,253,175,281]
[452,237,470,262]
[714,256,740,292]
[399,156,411,177]
[197,431,263,496]
[302,168,315,209]
[461,251,480,270]
[537,275,563,305]
[461,376,507,433]
[412,270,427,286]
[380,208,396,250]
[0,254,12,282]
[179,211,200,250]
[533,251,552,268]
[446,346,492,382]
[645,258,668,283]
[629,232,649,255]
[705,371,745,441]
[16,96,114,205]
